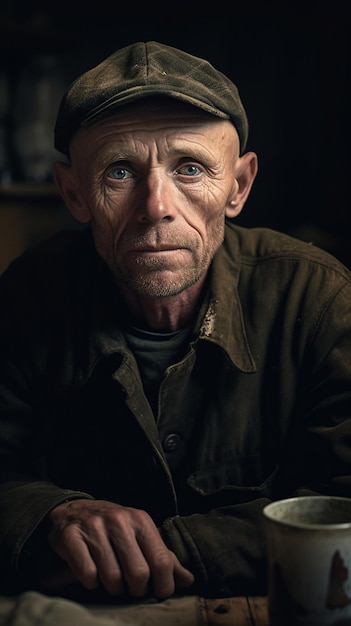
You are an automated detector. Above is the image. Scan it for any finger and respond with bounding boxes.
[86,529,125,596]
[135,526,194,598]
[50,524,99,590]
[110,528,151,597]
[132,524,182,598]
[173,559,195,588]
[145,545,177,598]
[141,543,194,598]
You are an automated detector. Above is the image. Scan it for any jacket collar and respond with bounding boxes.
[196,222,256,373]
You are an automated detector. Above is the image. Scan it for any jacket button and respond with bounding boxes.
[163,433,181,452]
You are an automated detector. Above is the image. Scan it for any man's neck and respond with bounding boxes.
[117,278,207,332]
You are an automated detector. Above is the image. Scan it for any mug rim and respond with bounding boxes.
[263,495,351,530]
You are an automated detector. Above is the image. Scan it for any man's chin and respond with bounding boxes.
[119,271,199,299]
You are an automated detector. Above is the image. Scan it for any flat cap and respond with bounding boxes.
[54,41,249,156]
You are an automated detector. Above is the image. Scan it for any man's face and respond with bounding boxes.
[66,100,242,298]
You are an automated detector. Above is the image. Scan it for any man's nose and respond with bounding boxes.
[136,173,176,224]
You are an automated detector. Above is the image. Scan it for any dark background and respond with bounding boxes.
[1,0,350,267]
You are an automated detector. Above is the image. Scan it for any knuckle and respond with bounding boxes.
[101,570,124,596]
[155,551,174,573]
[131,563,150,582]
[85,514,103,533]
[78,564,99,590]
[126,563,150,596]
[133,507,151,524]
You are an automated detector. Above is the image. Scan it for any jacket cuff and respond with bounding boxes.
[160,515,209,583]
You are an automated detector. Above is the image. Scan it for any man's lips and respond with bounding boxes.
[129,245,185,253]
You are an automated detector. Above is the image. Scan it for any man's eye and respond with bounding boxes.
[108,167,132,180]
[177,164,201,177]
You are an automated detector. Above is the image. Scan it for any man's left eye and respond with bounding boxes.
[178,164,201,176]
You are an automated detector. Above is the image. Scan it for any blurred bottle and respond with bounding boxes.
[12,54,66,183]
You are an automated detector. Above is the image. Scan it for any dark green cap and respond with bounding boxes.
[54,41,249,156]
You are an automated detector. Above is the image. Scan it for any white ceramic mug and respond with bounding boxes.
[263,496,351,625]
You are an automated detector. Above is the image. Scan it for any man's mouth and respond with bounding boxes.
[130,244,186,257]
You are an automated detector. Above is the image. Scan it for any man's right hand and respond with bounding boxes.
[43,499,194,598]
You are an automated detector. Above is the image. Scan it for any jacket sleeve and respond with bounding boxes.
[0,258,93,592]
[161,499,270,596]
[0,480,94,590]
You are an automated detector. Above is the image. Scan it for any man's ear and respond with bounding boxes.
[225,151,258,218]
[53,161,91,223]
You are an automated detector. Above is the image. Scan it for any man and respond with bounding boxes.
[0,40,350,602]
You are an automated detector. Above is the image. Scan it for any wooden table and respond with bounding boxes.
[198,596,268,625]
[0,593,269,625]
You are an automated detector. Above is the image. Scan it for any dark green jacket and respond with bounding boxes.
[1,222,351,598]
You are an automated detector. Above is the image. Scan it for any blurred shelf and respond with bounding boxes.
[0,182,60,201]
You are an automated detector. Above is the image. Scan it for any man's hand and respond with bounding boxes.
[44,499,194,598]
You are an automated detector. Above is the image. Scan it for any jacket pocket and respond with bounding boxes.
[186,456,279,503]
